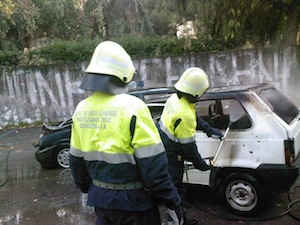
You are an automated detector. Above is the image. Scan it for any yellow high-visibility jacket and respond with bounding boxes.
[70,91,180,211]
[158,93,209,171]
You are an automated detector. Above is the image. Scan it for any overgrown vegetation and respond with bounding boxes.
[0,36,238,68]
[0,0,299,68]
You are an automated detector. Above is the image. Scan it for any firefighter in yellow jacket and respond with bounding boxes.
[157,67,222,225]
[69,41,182,225]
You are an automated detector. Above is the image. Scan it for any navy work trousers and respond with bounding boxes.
[95,206,161,225]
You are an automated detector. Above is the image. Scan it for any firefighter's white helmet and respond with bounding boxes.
[80,41,136,94]
[175,67,209,98]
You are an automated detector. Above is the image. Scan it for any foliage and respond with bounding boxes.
[103,0,153,37]
[0,0,15,41]
[145,0,178,36]
[0,0,299,68]
[10,0,40,48]
[33,0,85,40]
[19,39,100,66]
[0,49,22,67]
[0,36,239,68]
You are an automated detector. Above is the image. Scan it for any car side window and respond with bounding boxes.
[196,100,218,127]
[196,99,252,131]
[196,100,227,130]
[221,99,252,130]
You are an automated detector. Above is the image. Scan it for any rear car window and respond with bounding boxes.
[259,89,299,124]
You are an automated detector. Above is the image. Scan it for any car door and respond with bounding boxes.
[183,97,252,186]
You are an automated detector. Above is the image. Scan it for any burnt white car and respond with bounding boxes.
[146,84,299,216]
[174,84,300,216]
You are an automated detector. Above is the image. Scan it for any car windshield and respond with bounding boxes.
[258,88,299,124]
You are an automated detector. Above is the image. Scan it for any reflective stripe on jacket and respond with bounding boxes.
[70,92,180,211]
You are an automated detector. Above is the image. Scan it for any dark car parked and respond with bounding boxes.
[34,118,73,169]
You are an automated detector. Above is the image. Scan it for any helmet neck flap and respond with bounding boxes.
[80,73,128,94]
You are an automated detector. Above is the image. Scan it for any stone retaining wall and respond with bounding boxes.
[0,46,299,126]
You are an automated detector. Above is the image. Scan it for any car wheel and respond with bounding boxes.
[55,146,70,169]
[220,173,269,216]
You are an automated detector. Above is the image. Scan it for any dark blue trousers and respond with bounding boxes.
[95,206,161,225]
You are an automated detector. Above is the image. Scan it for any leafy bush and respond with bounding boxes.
[0,50,22,67]
[0,36,237,68]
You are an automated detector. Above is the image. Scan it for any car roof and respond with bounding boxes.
[207,83,272,94]
[129,87,176,102]
[129,83,274,103]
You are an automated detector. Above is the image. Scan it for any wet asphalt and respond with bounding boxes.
[0,126,299,225]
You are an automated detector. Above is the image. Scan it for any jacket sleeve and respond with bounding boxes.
[131,105,181,209]
[173,113,210,170]
[181,141,210,171]
[197,116,223,138]
[69,121,92,193]
[69,154,92,193]
[135,149,181,209]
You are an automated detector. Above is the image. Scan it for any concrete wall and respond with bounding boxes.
[1,46,299,127]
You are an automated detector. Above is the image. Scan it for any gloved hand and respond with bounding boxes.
[209,127,223,139]
[197,116,223,139]
[167,205,184,225]
[81,193,94,214]
[204,158,212,167]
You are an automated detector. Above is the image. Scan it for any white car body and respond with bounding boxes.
[183,86,300,185]
[147,84,300,216]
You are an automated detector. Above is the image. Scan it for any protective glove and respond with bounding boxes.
[204,158,212,167]
[209,127,223,139]
[167,205,184,225]
[197,116,223,139]
[81,193,94,214]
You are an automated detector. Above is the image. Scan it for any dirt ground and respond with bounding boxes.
[0,126,299,225]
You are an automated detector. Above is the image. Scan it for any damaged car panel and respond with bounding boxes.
[183,85,300,216]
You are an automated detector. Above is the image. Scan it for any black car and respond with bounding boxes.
[34,118,73,169]
[34,87,175,169]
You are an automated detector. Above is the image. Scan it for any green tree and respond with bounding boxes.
[1,0,299,52]
[33,0,83,40]
[10,0,40,48]
[103,0,153,38]
[0,0,15,42]
[145,0,178,36]
[83,0,105,39]
[274,0,300,46]
[193,0,300,46]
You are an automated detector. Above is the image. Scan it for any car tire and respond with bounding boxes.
[54,145,70,169]
[220,173,269,216]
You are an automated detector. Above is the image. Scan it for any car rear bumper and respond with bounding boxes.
[257,164,299,192]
